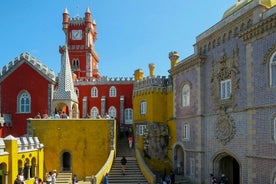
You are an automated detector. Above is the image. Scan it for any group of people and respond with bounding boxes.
[44,170,57,184]
[210,173,228,184]
[34,111,69,119]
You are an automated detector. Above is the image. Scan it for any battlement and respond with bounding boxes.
[134,75,170,90]
[0,52,55,81]
[0,135,43,155]
[69,17,85,25]
[74,76,134,85]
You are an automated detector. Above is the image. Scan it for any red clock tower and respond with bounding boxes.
[62,7,100,79]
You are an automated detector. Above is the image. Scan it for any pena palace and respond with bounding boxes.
[0,8,134,138]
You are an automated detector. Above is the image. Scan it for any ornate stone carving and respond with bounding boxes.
[211,47,240,113]
[143,122,169,159]
[215,114,236,145]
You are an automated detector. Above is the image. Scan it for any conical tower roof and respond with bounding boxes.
[53,45,78,103]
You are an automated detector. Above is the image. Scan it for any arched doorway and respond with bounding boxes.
[214,153,240,184]
[62,152,71,172]
[173,144,184,175]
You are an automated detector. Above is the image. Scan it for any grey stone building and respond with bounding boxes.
[170,0,276,183]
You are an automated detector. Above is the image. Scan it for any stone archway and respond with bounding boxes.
[213,153,240,184]
[173,144,184,175]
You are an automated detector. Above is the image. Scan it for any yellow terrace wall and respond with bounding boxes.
[27,118,117,180]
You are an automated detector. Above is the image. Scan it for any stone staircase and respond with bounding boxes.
[107,157,148,184]
[55,172,72,184]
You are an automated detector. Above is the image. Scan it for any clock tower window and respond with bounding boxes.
[72,59,80,70]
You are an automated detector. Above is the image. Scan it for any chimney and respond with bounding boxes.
[134,69,144,81]
[169,51,179,69]
[149,63,155,77]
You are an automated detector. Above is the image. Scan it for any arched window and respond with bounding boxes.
[182,84,190,107]
[109,86,117,97]
[91,87,98,97]
[18,91,31,113]
[108,106,116,118]
[124,108,133,124]
[90,107,99,119]
[71,58,80,70]
[270,52,276,87]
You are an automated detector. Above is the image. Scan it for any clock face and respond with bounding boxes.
[71,30,82,40]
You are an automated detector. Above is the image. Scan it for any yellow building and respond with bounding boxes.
[0,135,44,184]
[133,60,176,175]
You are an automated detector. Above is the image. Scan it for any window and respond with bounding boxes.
[140,101,147,115]
[91,87,98,97]
[108,106,116,118]
[182,84,190,107]
[138,125,147,135]
[18,91,31,113]
[270,52,276,87]
[124,108,133,124]
[109,86,117,97]
[90,107,99,119]
[182,124,190,140]
[72,58,80,70]
[220,79,231,99]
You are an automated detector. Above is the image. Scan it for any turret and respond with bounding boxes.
[149,63,155,77]
[134,69,144,81]
[169,51,179,69]
[85,7,92,28]
[62,8,69,31]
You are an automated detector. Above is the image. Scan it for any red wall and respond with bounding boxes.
[76,83,133,125]
[0,62,53,137]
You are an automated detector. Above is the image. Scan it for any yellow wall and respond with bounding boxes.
[133,83,176,174]
[28,119,117,180]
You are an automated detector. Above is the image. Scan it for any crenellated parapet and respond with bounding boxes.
[74,76,134,85]
[134,75,169,89]
[69,17,85,25]
[0,135,43,155]
[0,52,55,81]
[133,75,171,96]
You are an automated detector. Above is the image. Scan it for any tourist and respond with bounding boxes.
[210,173,217,184]
[102,173,109,184]
[45,172,52,184]
[52,170,57,184]
[120,156,127,175]
[14,174,24,184]
[72,174,78,184]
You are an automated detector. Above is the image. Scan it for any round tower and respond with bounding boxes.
[62,8,69,32]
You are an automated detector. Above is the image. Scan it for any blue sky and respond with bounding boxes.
[0,0,236,78]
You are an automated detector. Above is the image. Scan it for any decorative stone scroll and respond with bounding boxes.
[215,114,236,145]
